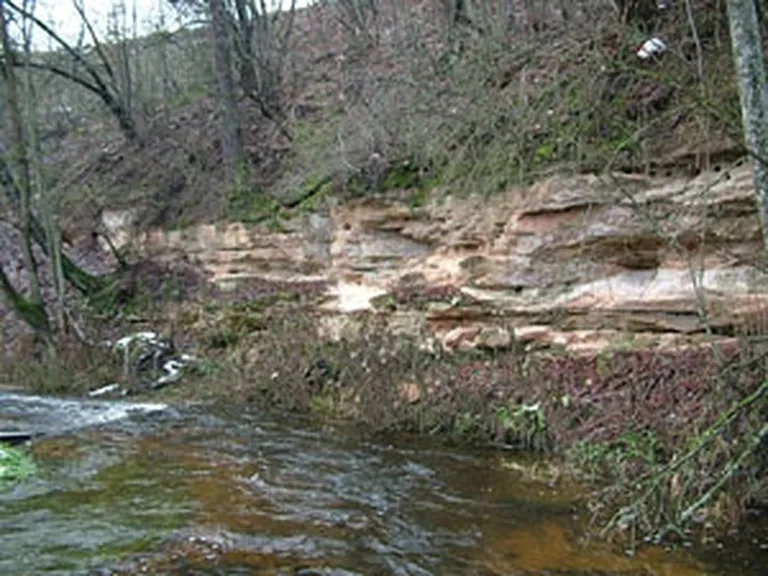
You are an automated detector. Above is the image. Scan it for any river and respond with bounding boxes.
[0,391,765,575]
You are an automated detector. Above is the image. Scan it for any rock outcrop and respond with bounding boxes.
[125,163,768,352]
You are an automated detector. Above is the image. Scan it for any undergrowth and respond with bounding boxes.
[172,296,768,544]
[2,0,764,547]
[278,2,742,206]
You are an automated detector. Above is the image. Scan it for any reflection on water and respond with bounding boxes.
[485,520,707,576]
[0,395,765,575]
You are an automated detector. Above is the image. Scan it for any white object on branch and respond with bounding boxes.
[637,37,667,60]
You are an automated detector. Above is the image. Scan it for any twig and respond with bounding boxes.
[601,378,768,536]
[684,0,705,82]
[64,307,94,346]
[680,422,768,523]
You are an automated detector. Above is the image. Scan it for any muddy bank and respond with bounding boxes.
[183,296,767,540]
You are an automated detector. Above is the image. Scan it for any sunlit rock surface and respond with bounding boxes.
[5,164,764,354]
[129,165,764,351]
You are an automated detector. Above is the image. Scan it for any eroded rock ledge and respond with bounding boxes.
[127,164,767,352]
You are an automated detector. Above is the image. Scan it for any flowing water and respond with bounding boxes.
[0,391,766,575]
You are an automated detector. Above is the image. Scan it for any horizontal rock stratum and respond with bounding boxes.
[125,163,767,351]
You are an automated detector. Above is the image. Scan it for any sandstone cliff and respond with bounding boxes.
[122,162,768,353]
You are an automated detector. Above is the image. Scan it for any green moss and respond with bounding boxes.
[345,174,368,197]
[226,186,281,224]
[293,176,335,213]
[0,269,51,334]
[422,43,735,195]
[409,187,429,208]
[595,351,614,378]
[293,118,332,147]
[310,394,337,416]
[379,161,423,191]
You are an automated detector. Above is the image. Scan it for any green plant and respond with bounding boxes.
[186,359,221,378]
[226,186,281,224]
[570,430,664,482]
[370,293,396,311]
[497,401,550,452]
[310,394,337,416]
[454,410,481,438]
[596,350,614,378]
[0,443,36,486]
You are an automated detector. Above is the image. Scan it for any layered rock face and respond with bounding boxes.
[132,164,768,352]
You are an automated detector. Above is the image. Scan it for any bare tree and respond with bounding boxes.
[3,0,142,143]
[0,3,103,302]
[726,0,768,248]
[443,0,471,28]
[106,0,139,123]
[614,0,662,27]
[332,0,380,48]
[170,0,297,132]
[233,0,297,122]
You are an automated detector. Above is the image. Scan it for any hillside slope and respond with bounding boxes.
[41,0,747,239]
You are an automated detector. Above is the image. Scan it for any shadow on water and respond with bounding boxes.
[1,393,766,575]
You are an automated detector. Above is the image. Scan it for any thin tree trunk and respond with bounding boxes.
[0,265,51,335]
[234,0,258,95]
[20,11,67,333]
[0,1,51,341]
[726,0,768,248]
[0,4,42,306]
[0,152,103,295]
[209,0,244,184]
[5,0,141,144]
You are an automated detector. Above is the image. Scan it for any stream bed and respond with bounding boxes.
[0,391,766,575]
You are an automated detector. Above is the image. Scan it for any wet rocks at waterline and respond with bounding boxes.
[89,331,198,398]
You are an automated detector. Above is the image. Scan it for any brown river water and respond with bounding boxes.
[0,392,766,575]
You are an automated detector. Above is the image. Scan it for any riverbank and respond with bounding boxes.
[1,0,767,559]
[3,270,766,547]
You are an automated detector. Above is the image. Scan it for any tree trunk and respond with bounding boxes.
[208,0,244,184]
[0,0,52,341]
[0,152,103,295]
[0,265,51,335]
[233,0,258,96]
[445,0,469,27]
[726,0,768,248]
